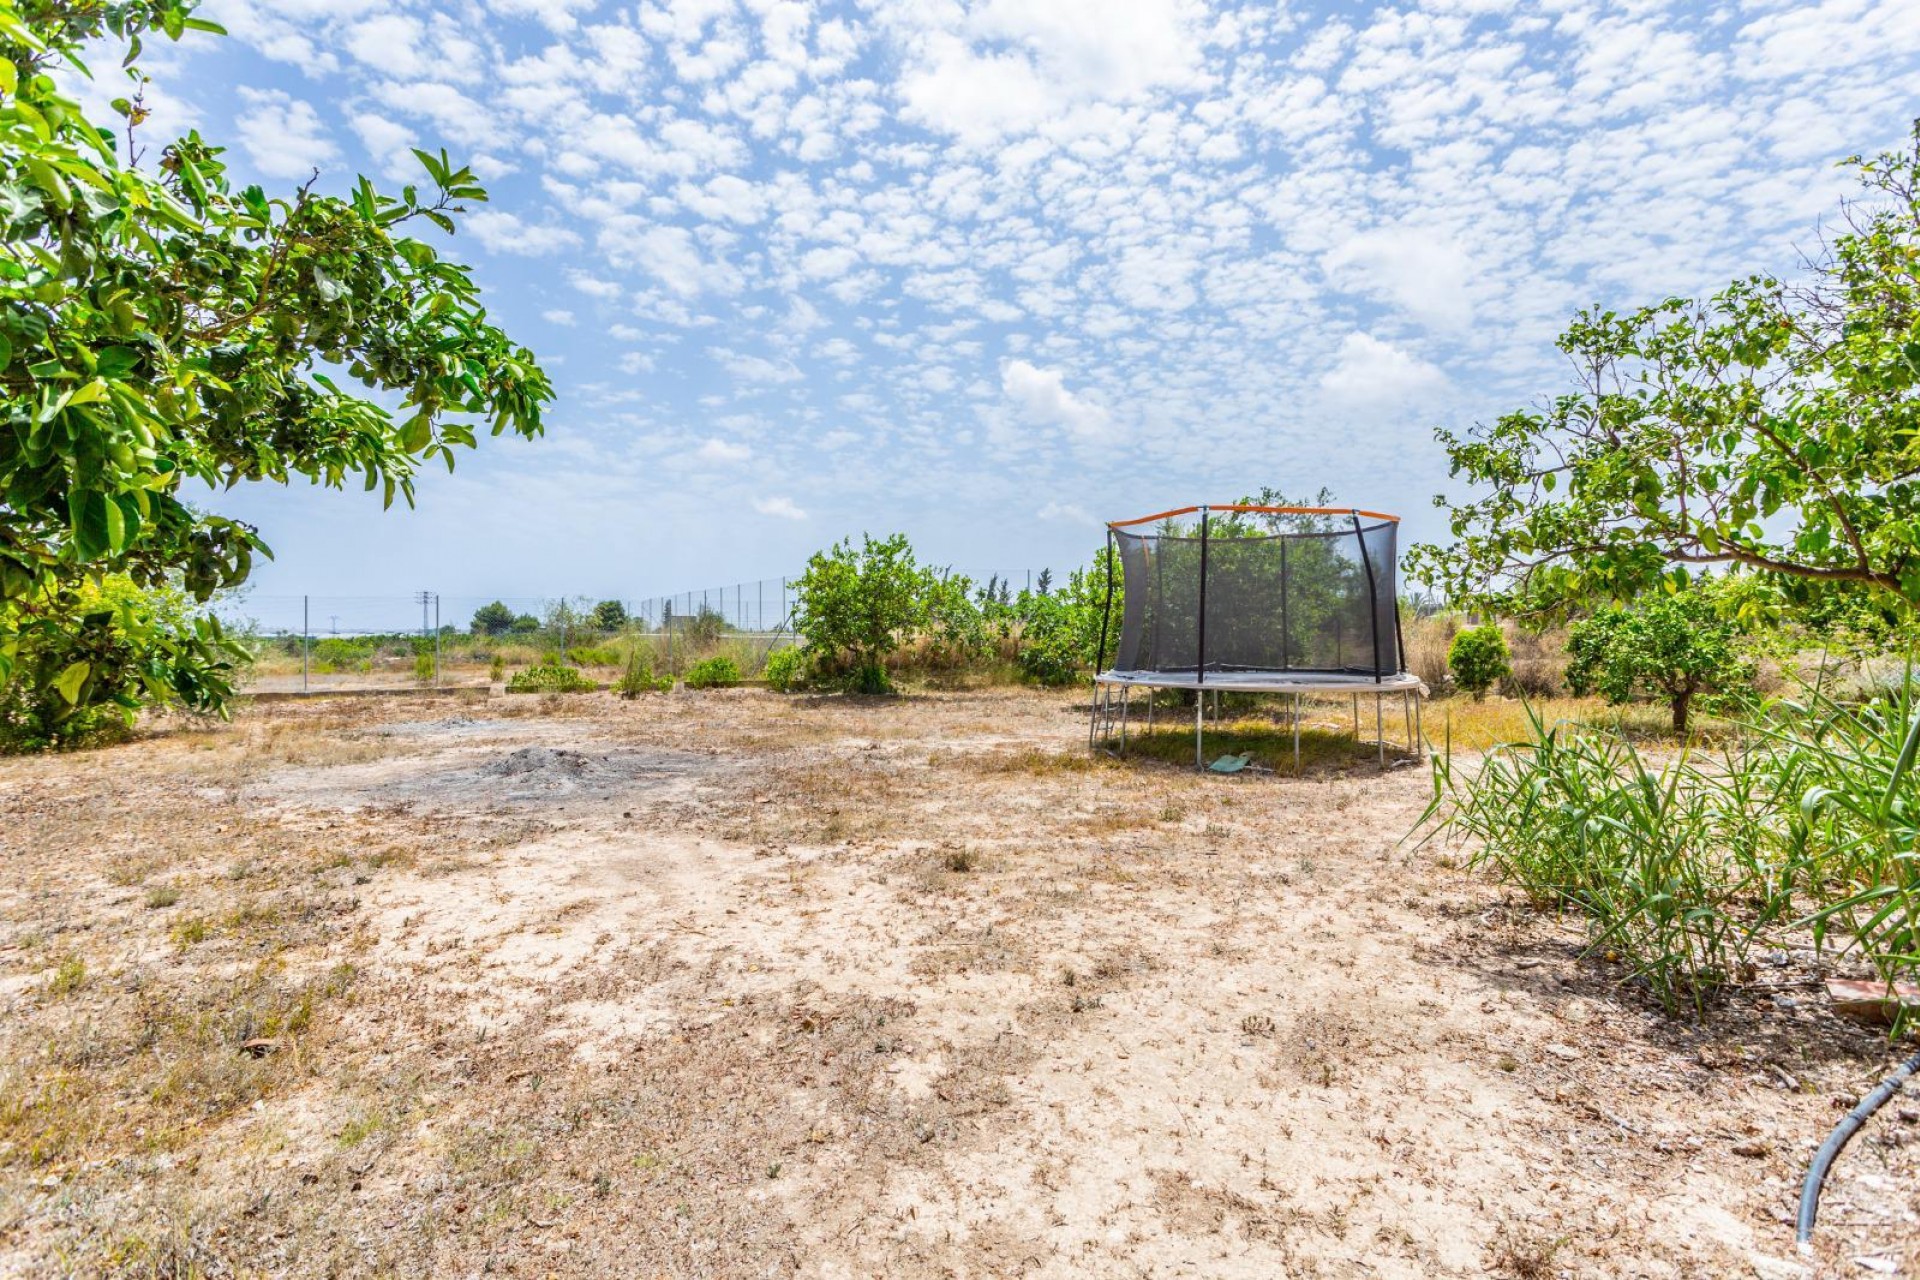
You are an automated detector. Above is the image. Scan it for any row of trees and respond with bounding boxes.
[469,598,629,637]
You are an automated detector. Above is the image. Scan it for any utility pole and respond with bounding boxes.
[433,593,441,689]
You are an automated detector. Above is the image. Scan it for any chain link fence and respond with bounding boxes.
[223,568,1056,692]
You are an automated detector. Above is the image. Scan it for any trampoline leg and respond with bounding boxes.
[1351,694,1359,740]
[1195,699,1204,771]
[1148,690,1156,734]
[1292,693,1301,774]
[1376,695,1385,767]
[1119,685,1130,755]
[1414,694,1424,760]
[1403,691,1413,757]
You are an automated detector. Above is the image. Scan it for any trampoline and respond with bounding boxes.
[1087,504,1426,770]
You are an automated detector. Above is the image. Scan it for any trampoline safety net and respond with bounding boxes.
[1108,508,1403,680]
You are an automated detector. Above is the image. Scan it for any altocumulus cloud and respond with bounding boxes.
[1002,360,1113,442]
[180,0,1920,597]
[697,438,753,464]
[755,496,808,521]
[1319,334,1449,410]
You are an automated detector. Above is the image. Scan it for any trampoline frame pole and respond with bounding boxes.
[1196,507,1210,690]
[1292,692,1301,773]
[1279,537,1289,673]
[1194,506,1211,772]
[1352,511,1384,683]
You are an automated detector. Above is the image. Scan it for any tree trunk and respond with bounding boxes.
[1671,690,1691,736]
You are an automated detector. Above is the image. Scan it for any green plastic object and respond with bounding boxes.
[1208,752,1251,774]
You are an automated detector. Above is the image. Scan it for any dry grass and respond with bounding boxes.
[1429,693,1743,748]
[0,686,1901,1277]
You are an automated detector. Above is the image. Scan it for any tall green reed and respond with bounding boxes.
[1419,703,1793,1014]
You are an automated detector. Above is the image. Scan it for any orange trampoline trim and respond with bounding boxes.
[1107,504,1400,529]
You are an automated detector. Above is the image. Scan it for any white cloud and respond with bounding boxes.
[567,271,624,300]
[1001,360,1113,442]
[233,88,340,180]
[466,211,582,256]
[1038,501,1100,528]
[1318,333,1448,408]
[715,349,803,385]
[754,496,808,520]
[344,14,425,78]
[1323,228,1476,329]
[697,438,753,463]
[487,0,600,33]
[542,309,576,325]
[893,0,1212,144]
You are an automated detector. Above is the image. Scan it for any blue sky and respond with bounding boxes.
[108,0,1920,621]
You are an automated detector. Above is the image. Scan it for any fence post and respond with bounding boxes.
[302,595,309,693]
[434,593,441,689]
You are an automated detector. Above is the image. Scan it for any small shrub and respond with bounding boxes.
[312,637,374,668]
[506,664,595,694]
[44,954,85,996]
[1448,623,1510,699]
[763,646,806,692]
[145,886,181,909]
[567,644,622,667]
[413,652,435,683]
[684,656,741,690]
[489,655,505,683]
[615,648,669,698]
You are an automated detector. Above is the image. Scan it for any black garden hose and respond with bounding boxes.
[1798,1044,1920,1244]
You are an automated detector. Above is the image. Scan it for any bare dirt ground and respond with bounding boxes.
[2,687,1916,1278]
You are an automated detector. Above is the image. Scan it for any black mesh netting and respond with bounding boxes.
[1109,510,1402,679]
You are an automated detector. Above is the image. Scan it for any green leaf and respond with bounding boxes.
[96,346,139,378]
[399,411,433,452]
[53,661,91,706]
[0,332,10,372]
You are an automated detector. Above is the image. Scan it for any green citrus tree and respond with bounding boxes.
[1409,125,1920,623]
[1564,585,1755,735]
[0,0,552,741]
[791,533,925,693]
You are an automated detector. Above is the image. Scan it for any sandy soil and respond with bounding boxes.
[1,687,1916,1277]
